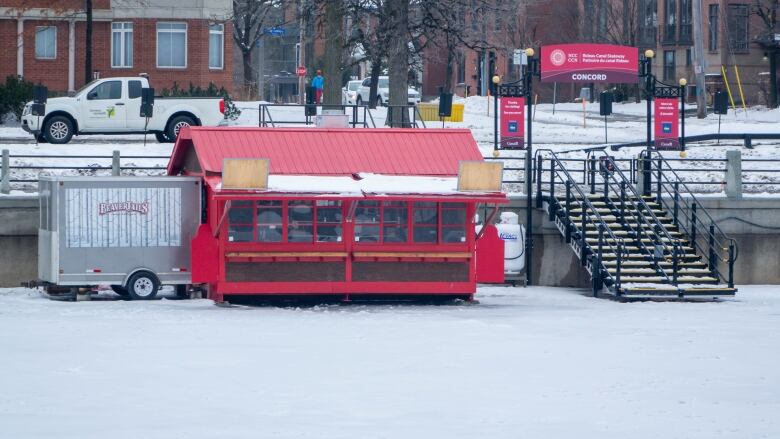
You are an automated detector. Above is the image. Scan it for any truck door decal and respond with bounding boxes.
[66,187,181,248]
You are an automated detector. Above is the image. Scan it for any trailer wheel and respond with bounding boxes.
[127,271,160,300]
[174,284,189,299]
[110,285,129,298]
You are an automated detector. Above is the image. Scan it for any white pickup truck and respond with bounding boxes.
[21,76,227,144]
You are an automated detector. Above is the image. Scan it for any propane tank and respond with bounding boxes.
[496,212,525,274]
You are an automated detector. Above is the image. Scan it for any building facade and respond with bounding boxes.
[0,0,232,94]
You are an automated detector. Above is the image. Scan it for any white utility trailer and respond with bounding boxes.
[34,176,201,300]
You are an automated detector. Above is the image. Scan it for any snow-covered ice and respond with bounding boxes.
[0,285,778,438]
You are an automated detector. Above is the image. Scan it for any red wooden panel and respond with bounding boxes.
[475,225,505,283]
[191,224,219,284]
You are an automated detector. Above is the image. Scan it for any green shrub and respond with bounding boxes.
[0,75,35,123]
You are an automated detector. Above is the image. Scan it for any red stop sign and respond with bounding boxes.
[296,66,307,77]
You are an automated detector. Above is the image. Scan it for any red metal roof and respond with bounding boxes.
[167,127,484,177]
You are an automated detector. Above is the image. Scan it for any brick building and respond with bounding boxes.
[0,0,232,95]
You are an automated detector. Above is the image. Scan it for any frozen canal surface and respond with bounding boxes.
[0,285,778,438]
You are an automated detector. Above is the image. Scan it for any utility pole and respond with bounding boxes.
[85,0,93,85]
[257,37,265,102]
[692,0,707,118]
[297,0,308,105]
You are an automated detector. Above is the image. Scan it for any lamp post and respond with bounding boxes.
[679,77,687,154]
[524,47,535,286]
[642,49,655,196]
[493,74,500,151]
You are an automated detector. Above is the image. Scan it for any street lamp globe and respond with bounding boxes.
[525,48,535,57]
[679,78,688,87]
[644,49,655,59]
[492,75,501,84]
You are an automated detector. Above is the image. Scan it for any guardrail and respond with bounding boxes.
[607,133,780,150]
[0,150,168,193]
[258,103,377,128]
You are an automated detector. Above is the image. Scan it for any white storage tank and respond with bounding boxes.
[476,211,525,280]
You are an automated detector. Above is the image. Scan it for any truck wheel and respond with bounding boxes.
[110,285,129,298]
[127,271,160,300]
[166,115,195,141]
[43,115,74,144]
[154,132,172,143]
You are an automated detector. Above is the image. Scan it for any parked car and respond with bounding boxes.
[342,80,363,105]
[21,76,227,144]
[355,76,420,106]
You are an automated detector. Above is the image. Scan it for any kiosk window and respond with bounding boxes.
[382,201,408,243]
[316,200,342,242]
[228,200,253,242]
[413,202,438,243]
[256,200,282,242]
[355,200,380,242]
[288,200,313,242]
[441,202,467,243]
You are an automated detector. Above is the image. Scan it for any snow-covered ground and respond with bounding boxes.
[0,285,778,438]
[2,97,779,194]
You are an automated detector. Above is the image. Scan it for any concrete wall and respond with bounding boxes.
[1,194,779,287]
[0,196,38,287]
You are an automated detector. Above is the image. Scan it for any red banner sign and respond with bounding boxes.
[654,97,680,150]
[296,66,307,77]
[500,97,525,150]
[541,44,639,83]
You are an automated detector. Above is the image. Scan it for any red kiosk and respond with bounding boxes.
[167,127,507,302]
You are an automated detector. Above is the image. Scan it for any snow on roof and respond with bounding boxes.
[212,173,505,199]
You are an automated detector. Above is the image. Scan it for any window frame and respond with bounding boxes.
[86,80,122,101]
[708,4,719,52]
[35,26,57,60]
[208,23,224,70]
[111,22,133,68]
[156,22,188,69]
[663,50,676,82]
[726,3,749,54]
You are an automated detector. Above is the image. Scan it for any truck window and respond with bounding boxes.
[128,80,142,99]
[87,81,122,100]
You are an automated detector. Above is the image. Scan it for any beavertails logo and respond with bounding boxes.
[98,201,150,215]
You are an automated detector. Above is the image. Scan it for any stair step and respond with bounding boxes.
[570,215,673,223]
[602,260,705,267]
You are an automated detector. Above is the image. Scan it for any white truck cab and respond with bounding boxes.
[22,76,227,144]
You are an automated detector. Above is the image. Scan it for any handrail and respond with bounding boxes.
[535,148,628,294]
[641,150,738,287]
[586,150,690,284]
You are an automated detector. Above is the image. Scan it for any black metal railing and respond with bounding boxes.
[534,149,628,296]
[258,103,377,128]
[640,150,738,287]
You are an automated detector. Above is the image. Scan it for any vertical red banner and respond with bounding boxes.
[500,97,525,150]
[654,98,680,150]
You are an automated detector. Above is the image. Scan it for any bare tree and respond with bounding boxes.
[232,0,286,98]
[322,0,346,105]
[346,0,394,108]
[386,0,410,126]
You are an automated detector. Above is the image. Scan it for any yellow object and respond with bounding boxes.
[721,66,736,110]
[492,75,501,84]
[222,158,269,190]
[525,48,535,57]
[679,151,688,159]
[644,49,655,59]
[492,150,500,158]
[733,65,747,111]
[679,78,687,87]
[457,161,504,192]
[416,103,465,122]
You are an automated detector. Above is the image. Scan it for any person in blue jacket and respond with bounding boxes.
[312,70,324,104]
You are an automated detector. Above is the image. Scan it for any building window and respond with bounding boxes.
[708,4,719,51]
[686,48,692,66]
[287,200,314,243]
[209,23,224,69]
[228,200,254,242]
[441,203,467,243]
[679,0,692,43]
[157,22,187,68]
[727,4,749,53]
[663,50,676,81]
[457,52,466,84]
[315,200,342,243]
[355,201,380,243]
[413,202,438,243]
[111,22,133,68]
[35,26,56,59]
[640,0,658,46]
[382,201,408,243]
[256,200,283,242]
[663,0,677,43]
